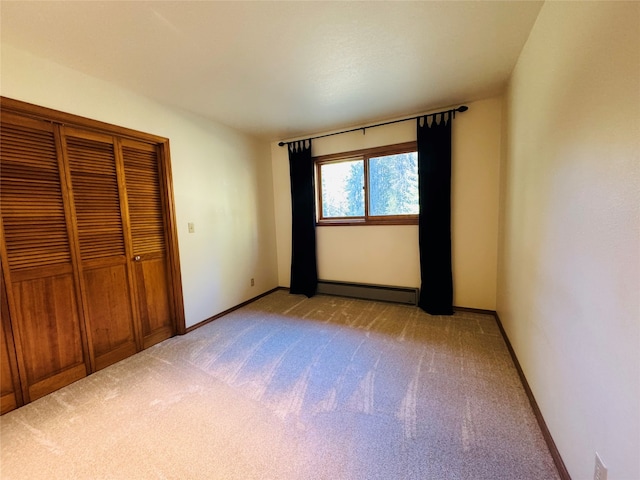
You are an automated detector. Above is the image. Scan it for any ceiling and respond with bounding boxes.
[1,1,543,141]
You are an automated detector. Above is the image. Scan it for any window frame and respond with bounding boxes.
[315,141,418,226]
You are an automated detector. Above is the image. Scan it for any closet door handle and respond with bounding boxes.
[133,255,141,262]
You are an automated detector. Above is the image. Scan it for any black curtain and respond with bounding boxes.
[288,140,318,297]
[417,113,454,315]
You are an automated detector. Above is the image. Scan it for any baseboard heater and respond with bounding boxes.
[316,280,419,306]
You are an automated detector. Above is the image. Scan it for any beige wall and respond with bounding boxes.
[272,96,502,310]
[498,2,639,479]
[1,44,279,329]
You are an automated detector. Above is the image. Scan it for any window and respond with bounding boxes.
[315,142,418,225]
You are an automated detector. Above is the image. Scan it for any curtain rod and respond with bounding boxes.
[278,105,468,147]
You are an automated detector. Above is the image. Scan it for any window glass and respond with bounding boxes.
[369,152,419,216]
[320,160,364,217]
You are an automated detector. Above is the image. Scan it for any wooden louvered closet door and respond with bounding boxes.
[122,139,175,348]
[0,98,184,412]
[0,113,88,402]
[63,128,140,371]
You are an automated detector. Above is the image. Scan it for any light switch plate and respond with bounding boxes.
[188,222,195,233]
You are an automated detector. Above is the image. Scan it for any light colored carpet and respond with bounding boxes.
[0,291,560,479]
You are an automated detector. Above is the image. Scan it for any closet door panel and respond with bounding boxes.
[64,130,139,369]
[12,273,86,401]
[122,140,175,348]
[134,255,173,348]
[0,327,19,414]
[0,113,88,402]
[83,263,137,370]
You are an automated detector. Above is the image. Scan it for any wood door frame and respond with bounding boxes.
[1,97,186,336]
[0,260,24,412]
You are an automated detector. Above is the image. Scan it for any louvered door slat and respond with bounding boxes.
[123,145,166,256]
[0,122,71,271]
[66,136,125,261]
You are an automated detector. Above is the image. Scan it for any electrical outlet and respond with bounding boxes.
[250,278,255,286]
[594,452,607,480]
[188,222,195,233]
